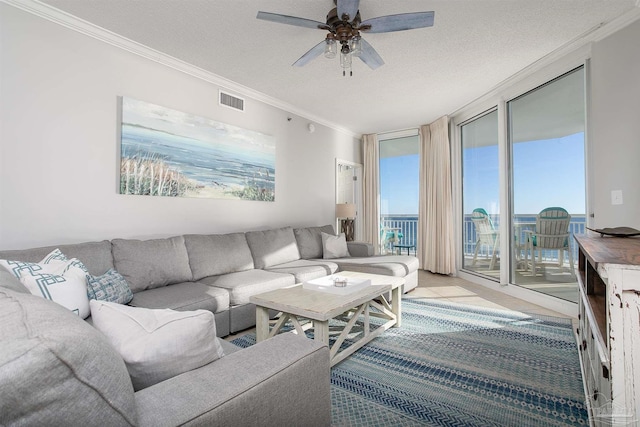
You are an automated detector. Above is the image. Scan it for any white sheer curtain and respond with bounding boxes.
[362,134,380,253]
[418,116,455,274]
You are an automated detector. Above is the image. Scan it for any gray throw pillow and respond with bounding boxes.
[321,232,350,259]
[112,236,193,293]
[294,225,336,259]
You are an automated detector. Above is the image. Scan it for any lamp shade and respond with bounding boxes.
[336,203,356,218]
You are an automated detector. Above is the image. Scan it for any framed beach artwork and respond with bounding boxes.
[119,97,275,201]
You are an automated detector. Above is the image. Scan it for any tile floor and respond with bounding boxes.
[407,270,567,318]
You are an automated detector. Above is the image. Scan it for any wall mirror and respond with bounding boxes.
[335,159,363,241]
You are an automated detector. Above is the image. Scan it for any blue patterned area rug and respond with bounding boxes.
[231,298,588,426]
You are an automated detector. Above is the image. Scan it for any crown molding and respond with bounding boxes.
[1,0,360,139]
[451,6,640,121]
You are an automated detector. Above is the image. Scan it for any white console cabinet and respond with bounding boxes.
[575,234,640,426]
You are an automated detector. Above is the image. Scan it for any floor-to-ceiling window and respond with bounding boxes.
[458,66,586,305]
[508,67,585,302]
[461,110,500,278]
[379,133,419,255]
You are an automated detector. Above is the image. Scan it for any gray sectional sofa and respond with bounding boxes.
[0,224,419,336]
[0,224,418,426]
[0,285,330,426]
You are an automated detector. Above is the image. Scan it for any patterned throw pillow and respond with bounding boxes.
[18,259,91,319]
[41,248,91,275]
[40,248,69,264]
[86,269,133,304]
[0,249,91,318]
[0,248,89,278]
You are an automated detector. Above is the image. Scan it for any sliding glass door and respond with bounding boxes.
[461,110,500,279]
[459,67,586,303]
[508,67,586,302]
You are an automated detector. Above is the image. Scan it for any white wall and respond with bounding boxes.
[590,19,640,229]
[0,4,361,250]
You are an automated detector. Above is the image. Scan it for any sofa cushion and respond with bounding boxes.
[112,236,193,293]
[90,300,225,391]
[200,270,295,306]
[133,334,330,427]
[184,233,254,280]
[0,289,137,426]
[265,259,339,283]
[294,225,335,259]
[130,281,229,314]
[87,268,134,304]
[0,268,29,293]
[346,241,374,257]
[0,240,113,276]
[245,227,301,269]
[331,255,420,277]
[321,232,350,259]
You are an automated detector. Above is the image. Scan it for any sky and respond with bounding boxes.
[380,154,420,215]
[380,132,585,216]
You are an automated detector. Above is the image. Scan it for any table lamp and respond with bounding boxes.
[336,203,357,241]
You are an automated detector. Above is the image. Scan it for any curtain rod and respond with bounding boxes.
[377,127,419,141]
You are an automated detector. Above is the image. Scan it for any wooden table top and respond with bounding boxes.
[249,271,404,321]
[575,234,640,266]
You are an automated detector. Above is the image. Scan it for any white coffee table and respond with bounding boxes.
[250,271,404,366]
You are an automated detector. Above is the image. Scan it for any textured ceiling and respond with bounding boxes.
[34,0,639,134]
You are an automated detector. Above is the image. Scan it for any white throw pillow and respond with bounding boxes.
[17,257,91,319]
[90,300,225,391]
[0,248,71,278]
[321,232,350,259]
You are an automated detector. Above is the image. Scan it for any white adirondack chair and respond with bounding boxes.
[524,207,574,276]
[471,208,500,270]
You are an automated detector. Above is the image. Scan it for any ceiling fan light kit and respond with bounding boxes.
[257,0,434,77]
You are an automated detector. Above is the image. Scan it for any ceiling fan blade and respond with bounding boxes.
[357,38,384,70]
[337,0,360,22]
[256,11,326,30]
[361,11,435,33]
[292,40,326,67]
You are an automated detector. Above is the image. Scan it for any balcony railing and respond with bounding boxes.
[381,214,586,264]
[380,215,418,252]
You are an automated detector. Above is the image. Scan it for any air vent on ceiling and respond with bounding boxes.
[219,91,245,112]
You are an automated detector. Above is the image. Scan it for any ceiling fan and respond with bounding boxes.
[257,0,435,76]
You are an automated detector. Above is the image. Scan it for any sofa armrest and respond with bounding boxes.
[347,241,374,257]
[0,268,29,294]
[135,333,330,427]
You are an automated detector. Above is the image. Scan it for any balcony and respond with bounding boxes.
[381,214,584,302]
[463,213,586,265]
[380,215,418,254]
